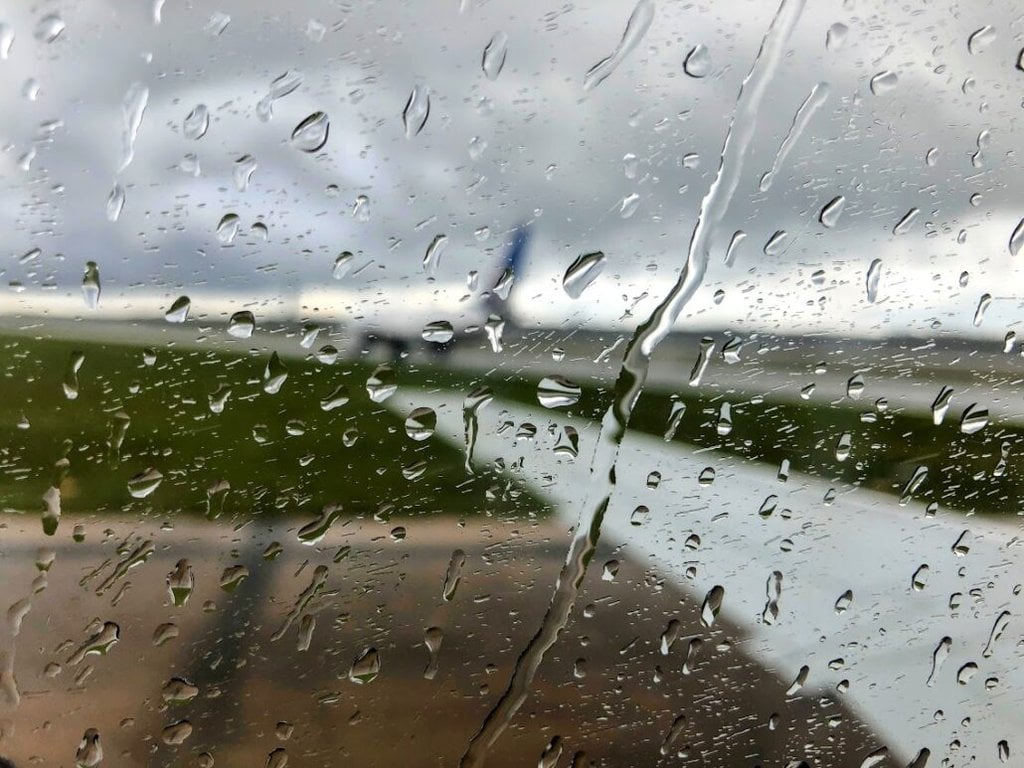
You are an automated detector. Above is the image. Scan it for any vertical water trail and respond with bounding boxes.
[757,81,829,191]
[459,1,806,765]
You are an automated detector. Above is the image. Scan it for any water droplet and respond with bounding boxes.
[162,676,199,703]
[893,207,918,235]
[405,407,437,440]
[858,747,888,768]
[119,83,149,172]
[70,728,105,768]
[350,647,380,683]
[998,740,1010,763]
[34,13,65,43]
[865,258,882,303]
[951,530,971,557]
[319,385,349,412]
[956,661,978,685]
[825,23,848,51]
[183,104,209,139]
[762,570,783,625]
[422,626,444,680]
[226,310,254,339]
[582,0,654,91]
[1009,218,1024,256]
[563,251,606,299]
[688,337,715,386]
[263,352,288,394]
[819,195,845,228]
[106,184,125,222]
[352,194,370,221]
[700,585,724,627]
[0,24,13,59]
[297,503,343,545]
[982,610,1010,658]
[442,549,467,601]
[161,720,193,746]
[967,25,996,55]
[291,112,329,152]
[926,638,950,687]
[484,315,505,353]
[204,11,230,35]
[402,86,430,138]
[683,44,711,77]
[366,365,397,403]
[629,505,649,526]
[620,192,640,218]
[716,402,733,435]
[869,70,898,95]
[539,736,563,768]
[68,621,120,664]
[973,293,992,327]
[62,351,85,400]
[835,589,853,614]
[482,32,508,80]
[764,230,788,255]
[164,295,191,323]
[602,560,619,581]
[127,468,162,499]
[233,154,257,191]
[216,213,240,245]
[785,665,809,695]
[834,432,852,462]
[911,563,930,591]
[899,465,928,506]
[724,230,746,266]
[959,403,988,434]
[267,748,289,768]
[422,320,454,344]
[423,234,447,274]
[537,376,581,408]
[82,262,100,310]
[257,70,304,122]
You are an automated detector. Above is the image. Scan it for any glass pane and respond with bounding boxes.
[0,1,1020,767]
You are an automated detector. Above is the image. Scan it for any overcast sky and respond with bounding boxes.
[0,0,1022,338]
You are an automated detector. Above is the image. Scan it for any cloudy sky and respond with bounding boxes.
[0,0,1022,338]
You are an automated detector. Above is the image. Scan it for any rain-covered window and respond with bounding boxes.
[0,1,1021,767]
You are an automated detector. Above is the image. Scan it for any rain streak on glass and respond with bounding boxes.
[402,86,430,138]
[582,0,655,91]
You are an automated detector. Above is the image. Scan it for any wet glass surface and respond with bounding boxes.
[0,1,1023,767]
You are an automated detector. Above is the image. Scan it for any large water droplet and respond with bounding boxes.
[297,503,343,545]
[700,585,724,627]
[63,351,85,400]
[423,626,444,680]
[349,647,380,684]
[34,13,65,43]
[442,549,467,601]
[421,320,454,344]
[233,154,257,191]
[482,32,508,80]
[128,467,163,499]
[562,252,606,299]
[119,83,149,172]
[825,23,848,51]
[291,112,329,152]
[402,86,430,138]
[405,407,437,441]
[164,295,191,323]
[959,403,989,434]
[81,262,100,310]
[0,24,13,59]
[257,70,304,122]
[819,195,845,228]
[423,234,447,274]
[263,352,288,394]
[967,25,996,55]
[982,610,1010,658]
[865,258,882,303]
[217,213,240,245]
[183,104,209,140]
[537,376,581,408]
[869,70,898,95]
[227,310,255,338]
[926,636,952,687]
[683,44,711,78]
[582,0,654,91]
[106,183,125,222]
[333,251,354,280]
[75,728,102,768]
[366,365,397,402]
[1009,218,1024,256]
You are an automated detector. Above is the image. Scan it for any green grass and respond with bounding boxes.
[0,334,538,531]
[493,372,1023,517]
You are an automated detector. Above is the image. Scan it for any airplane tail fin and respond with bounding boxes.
[482,223,532,323]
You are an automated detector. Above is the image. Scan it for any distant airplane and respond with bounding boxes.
[353,222,533,360]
